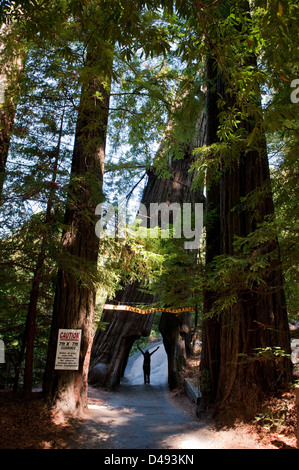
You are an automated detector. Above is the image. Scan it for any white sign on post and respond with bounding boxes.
[55,329,82,370]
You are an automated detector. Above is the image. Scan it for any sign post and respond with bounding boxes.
[54,329,82,370]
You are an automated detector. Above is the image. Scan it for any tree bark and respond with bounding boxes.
[0,89,14,198]
[0,25,24,201]
[199,54,222,404]
[43,46,111,415]
[215,129,292,420]
[159,311,192,389]
[200,52,292,421]
[89,111,206,390]
[89,284,155,389]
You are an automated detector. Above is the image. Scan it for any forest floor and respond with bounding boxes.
[175,355,298,450]
[0,385,297,450]
[0,341,298,450]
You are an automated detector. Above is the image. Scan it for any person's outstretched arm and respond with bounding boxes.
[137,344,145,355]
[150,346,160,356]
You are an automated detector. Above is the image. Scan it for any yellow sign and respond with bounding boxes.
[102,304,195,315]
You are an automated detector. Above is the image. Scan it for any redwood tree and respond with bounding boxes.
[43,0,172,414]
[0,23,25,201]
[89,104,206,390]
[194,2,293,421]
[43,43,112,414]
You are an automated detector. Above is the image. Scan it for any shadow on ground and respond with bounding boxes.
[66,343,267,450]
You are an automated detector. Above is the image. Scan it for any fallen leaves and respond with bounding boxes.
[0,391,78,449]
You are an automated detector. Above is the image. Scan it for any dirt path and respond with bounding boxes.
[66,343,270,450]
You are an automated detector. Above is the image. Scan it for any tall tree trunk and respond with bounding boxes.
[43,46,111,415]
[0,25,24,201]
[89,111,206,390]
[200,52,292,421]
[0,85,14,198]
[215,126,292,420]
[159,310,192,390]
[199,54,222,404]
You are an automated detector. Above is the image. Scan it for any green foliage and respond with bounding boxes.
[201,204,298,321]
[174,0,299,325]
[97,232,166,301]
[0,213,58,388]
[141,235,202,309]
[270,154,299,318]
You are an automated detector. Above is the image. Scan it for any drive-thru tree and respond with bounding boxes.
[89,107,205,390]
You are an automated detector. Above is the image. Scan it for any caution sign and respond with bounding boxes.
[55,329,82,370]
[102,304,195,315]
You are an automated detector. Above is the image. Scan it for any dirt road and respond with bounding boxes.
[66,342,268,450]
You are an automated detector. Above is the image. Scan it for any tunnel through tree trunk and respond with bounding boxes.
[89,109,206,389]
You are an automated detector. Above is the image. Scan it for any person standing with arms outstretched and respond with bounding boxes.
[137,344,160,384]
